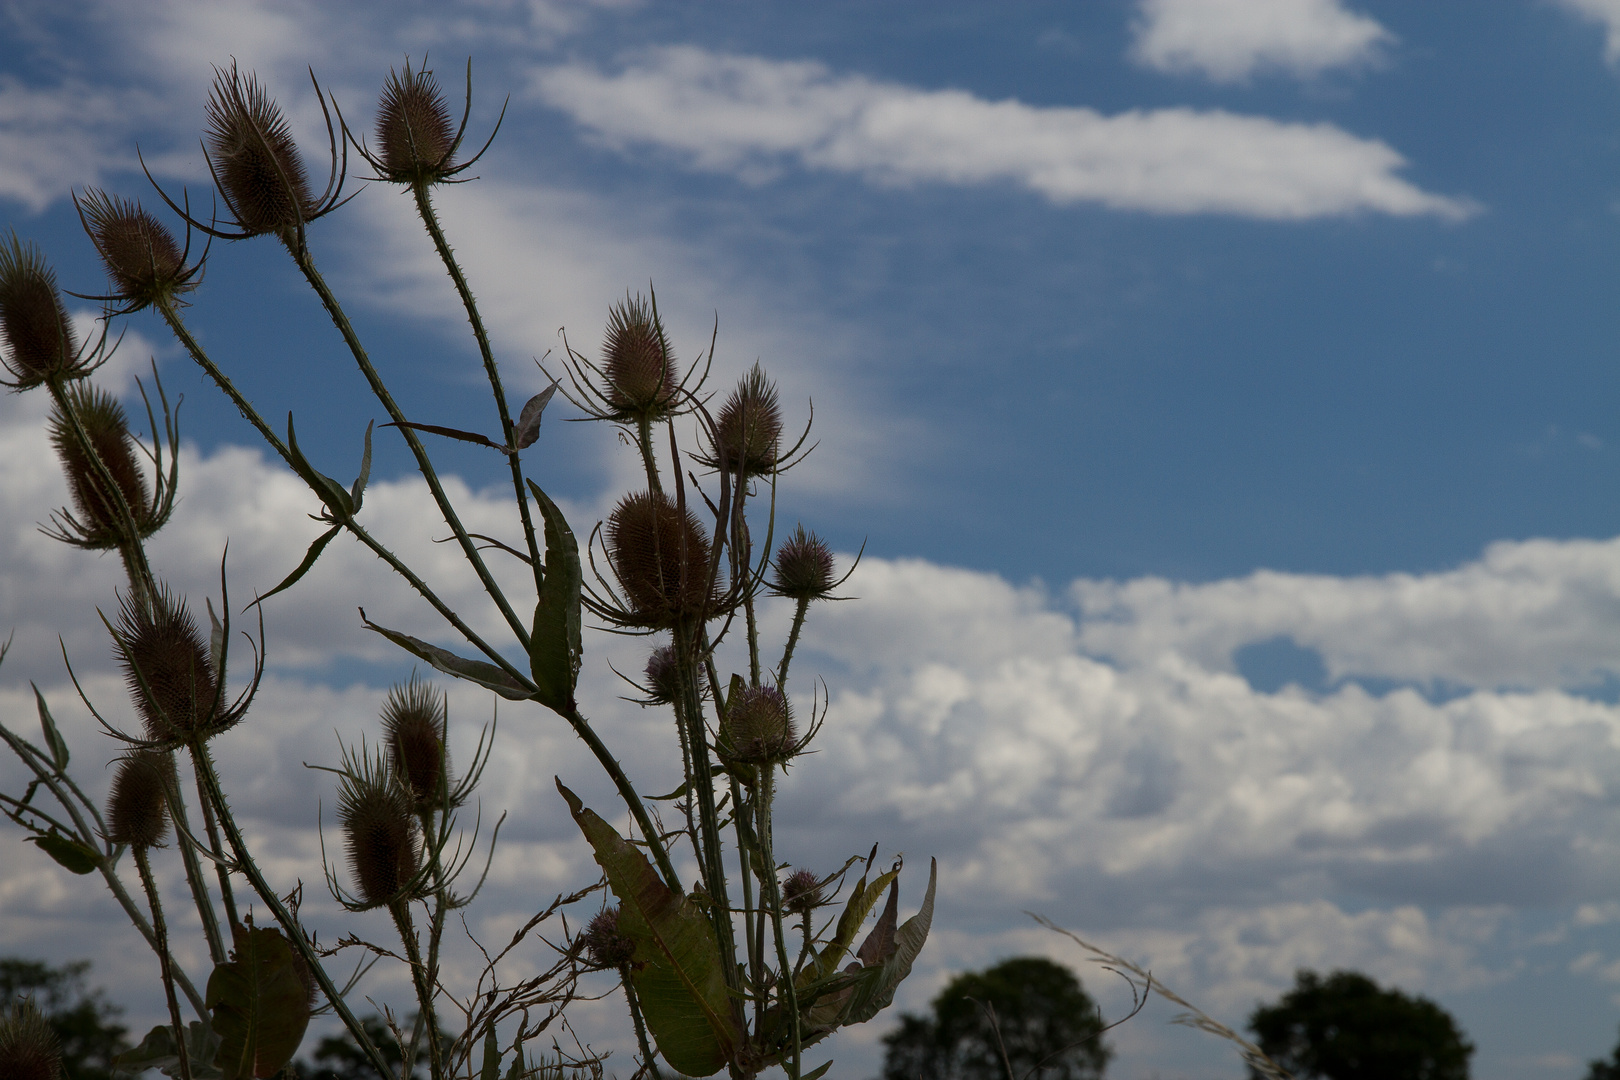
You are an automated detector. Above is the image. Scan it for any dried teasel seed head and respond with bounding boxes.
[719,685,796,767]
[606,492,720,629]
[709,363,782,477]
[105,749,176,849]
[116,588,219,742]
[48,384,157,548]
[602,295,676,421]
[382,675,449,808]
[582,907,636,969]
[375,61,457,183]
[0,235,83,391]
[0,1000,63,1080]
[782,869,823,915]
[205,66,313,239]
[77,190,190,311]
[643,644,681,705]
[770,525,835,601]
[338,759,421,909]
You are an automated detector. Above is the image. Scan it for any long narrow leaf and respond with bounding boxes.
[286,415,353,517]
[382,419,506,452]
[527,482,582,714]
[360,614,532,700]
[249,525,340,611]
[33,685,68,770]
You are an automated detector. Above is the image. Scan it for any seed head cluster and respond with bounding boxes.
[606,492,719,628]
[0,236,82,390]
[48,384,158,548]
[117,589,219,743]
[76,190,190,311]
[602,296,677,421]
[375,62,457,183]
[782,869,823,915]
[0,1001,62,1080]
[382,676,449,809]
[770,525,836,601]
[719,685,796,768]
[583,907,636,969]
[709,363,782,477]
[338,759,421,909]
[205,66,313,239]
[106,750,175,849]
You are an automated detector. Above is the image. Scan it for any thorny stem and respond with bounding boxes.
[566,705,679,892]
[0,722,207,1018]
[288,245,531,649]
[621,971,662,1080]
[410,182,545,593]
[758,768,802,1079]
[194,767,242,935]
[391,898,444,1080]
[729,775,761,1032]
[135,845,193,1080]
[775,598,811,696]
[167,769,228,966]
[190,740,394,1080]
[637,417,662,496]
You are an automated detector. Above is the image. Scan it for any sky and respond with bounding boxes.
[11,0,1620,1076]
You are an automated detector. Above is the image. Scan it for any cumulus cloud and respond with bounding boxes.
[1560,0,1620,63]
[531,47,1473,221]
[1130,0,1393,82]
[0,78,156,212]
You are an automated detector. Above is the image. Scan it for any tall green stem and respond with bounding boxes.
[390,899,443,1080]
[757,768,801,1079]
[135,846,192,1080]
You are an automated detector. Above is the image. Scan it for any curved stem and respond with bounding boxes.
[410,183,545,595]
[566,704,679,892]
[189,742,394,1080]
[775,598,811,696]
[135,845,193,1080]
[288,245,530,648]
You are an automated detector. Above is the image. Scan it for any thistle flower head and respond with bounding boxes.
[706,363,781,477]
[642,644,681,705]
[205,66,314,240]
[382,675,449,809]
[605,492,720,629]
[718,685,796,768]
[770,525,836,601]
[582,907,636,969]
[0,1001,62,1080]
[782,869,824,915]
[0,235,84,391]
[116,587,219,743]
[106,749,176,849]
[75,190,193,312]
[375,61,457,183]
[337,753,421,910]
[602,295,676,421]
[47,384,159,549]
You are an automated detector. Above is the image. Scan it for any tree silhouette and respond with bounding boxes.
[879,956,1110,1080]
[1247,970,1472,1080]
[1586,1023,1620,1080]
[0,958,129,1080]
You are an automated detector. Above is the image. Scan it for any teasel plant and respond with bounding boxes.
[0,53,935,1080]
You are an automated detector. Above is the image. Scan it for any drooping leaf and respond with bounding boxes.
[801,1061,833,1080]
[513,380,559,451]
[360,613,532,700]
[382,420,506,452]
[33,684,68,770]
[248,525,340,612]
[854,876,900,969]
[28,831,98,874]
[813,866,899,980]
[286,414,354,518]
[838,858,937,1025]
[526,482,582,714]
[116,1022,224,1080]
[557,781,739,1077]
[205,924,311,1080]
[206,599,226,680]
[350,420,374,511]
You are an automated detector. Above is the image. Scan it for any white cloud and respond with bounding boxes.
[531,46,1473,221]
[0,78,155,213]
[1131,0,1393,82]
[1560,0,1620,63]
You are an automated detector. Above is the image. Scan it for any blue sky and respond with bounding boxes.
[11,1,1620,1077]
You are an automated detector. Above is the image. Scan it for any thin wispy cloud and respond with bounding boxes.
[532,46,1472,221]
[1130,0,1393,82]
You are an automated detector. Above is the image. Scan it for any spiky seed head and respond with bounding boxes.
[782,869,823,915]
[382,676,449,808]
[205,66,313,239]
[116,588,219,742]
[710,363,782,477]
[0,235,82,390]
[770,525,835,601]
[338,760,420,909]
[0,1001,62,1080]
[48,384,157,548]
[375,62,457,183]
[77,190,189,311]
[719,685,796,767]
[105,749,176,849]
[582,907,636,969]
[602,296,676,420]
[606,492,720,629]
[643,645,681,705]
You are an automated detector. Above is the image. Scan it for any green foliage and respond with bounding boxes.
[205,925,312,1080]
[0,959,128,1080]
[1247,970,1473,1080]
[878,957,1110,1080]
